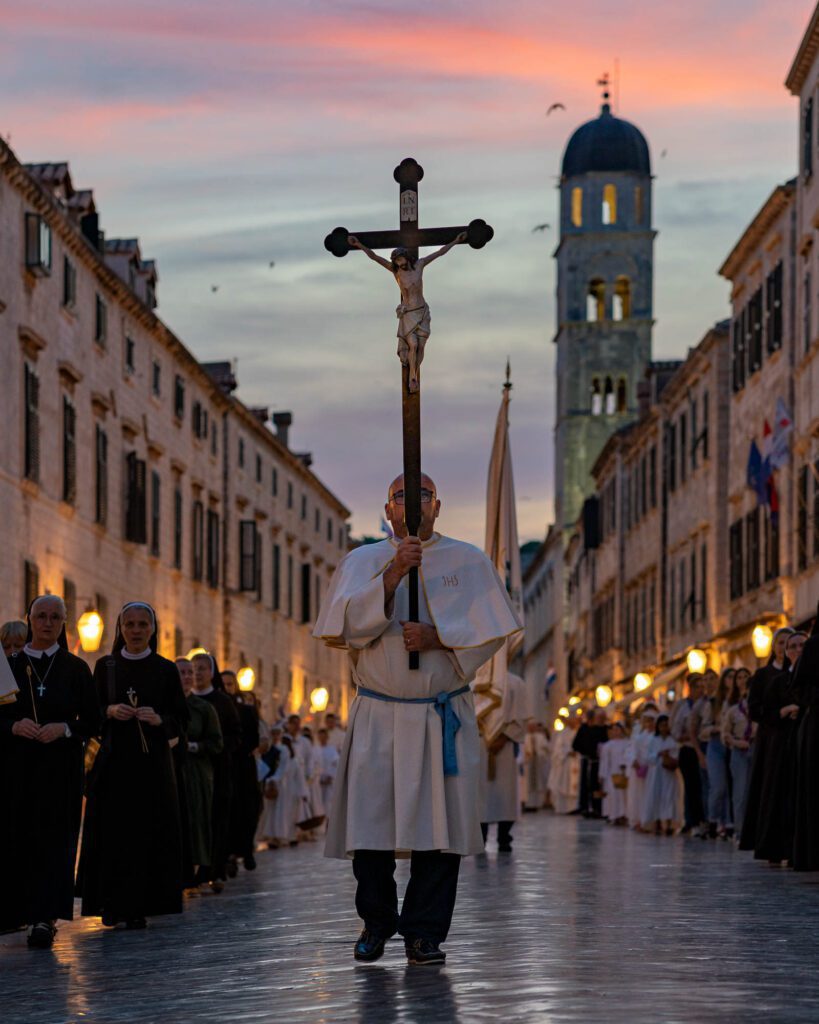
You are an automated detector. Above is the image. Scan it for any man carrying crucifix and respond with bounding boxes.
[314,473,521,966]
[348,231,466,393]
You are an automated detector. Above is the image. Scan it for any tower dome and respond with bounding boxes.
[561,102,651,179]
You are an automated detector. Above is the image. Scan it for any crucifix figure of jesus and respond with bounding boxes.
[325,157,493,668]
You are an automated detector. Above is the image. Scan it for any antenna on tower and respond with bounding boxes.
[504,358,512,392]
[597,72,611,112]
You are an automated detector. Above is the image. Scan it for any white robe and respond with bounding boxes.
[627,727,654,827]
[257,744,287,842]
[548,728,580,814]
[599,737,630,821]
[316,743,339,816]
[314,532,521,858]
[273,748,309,843]
[291,734,324,821]
[326,726,346,754]
[521,732,550,810]
[643,736,682,825]
[477,672,528,824]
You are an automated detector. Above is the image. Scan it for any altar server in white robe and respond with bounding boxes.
[548,716,581,814]
[476,672,528,850]
[313,473,521,966]
[599,721,630,824]
[316,727,339,822]
[272,735,309,845]
[627,708,658,829]
[522,723,550,812]
[642,715,682,834]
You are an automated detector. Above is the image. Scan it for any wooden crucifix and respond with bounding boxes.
[325,157,494,668]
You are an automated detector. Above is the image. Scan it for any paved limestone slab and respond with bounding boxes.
[3,814,819,1024]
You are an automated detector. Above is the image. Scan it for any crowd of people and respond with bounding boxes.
[546,616,819,872]
[0,596,342,950]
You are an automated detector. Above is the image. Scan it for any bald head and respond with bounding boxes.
[385,473,440,540]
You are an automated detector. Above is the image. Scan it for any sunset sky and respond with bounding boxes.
[0,0,810,543]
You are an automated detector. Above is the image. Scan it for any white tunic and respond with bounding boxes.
[316,743,339,815]
[599,737,629,821]
[521,732,550,810]
[548,728,580,814]
[642,736,682,825]
[318,536,514,858]
[626,727,654,827]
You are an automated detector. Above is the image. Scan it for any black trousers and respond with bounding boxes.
[679,746,704,829]
[480,821,513,847]
[352,849,461,944]
[579,758,602,816]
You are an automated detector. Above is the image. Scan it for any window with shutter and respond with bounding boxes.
[62,396,77,504]
[124,452,147,544]
[699,544,707,621]
[62,256,77,307]
[798,466,809,571]
[239,520,258,592]
[63,578,77,641]
[174,376,185,420]
[95,294,107,347]
[24,214,51,276]
[150,471,161,557]
[24,363,40,483]
[287,554,294,618]
[173,489,183,569]
[95,425,108,525]
[23,560,40,611]
[301,562,312,624]
[206,510,220,588]
[272,543,281,611]
[192,501,204,580]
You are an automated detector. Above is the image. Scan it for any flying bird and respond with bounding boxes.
[531,223,551,233]
[211,285,220,293]
[546,103,566,116]
[268,260,276,268]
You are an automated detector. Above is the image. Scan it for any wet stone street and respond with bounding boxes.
[3,812,819,1024]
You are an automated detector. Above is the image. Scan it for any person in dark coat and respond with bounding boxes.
[222,669,262,873]
[0,596,99,948]
[752,631,807,865]
[191,652,241,891]
[572,707,609,818]
[739,627,793,851]
[78,603,188,929]
[792,605,819,871]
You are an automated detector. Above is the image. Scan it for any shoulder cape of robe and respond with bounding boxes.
[313,533,522,655]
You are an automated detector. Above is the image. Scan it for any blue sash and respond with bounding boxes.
[356,684,471,777]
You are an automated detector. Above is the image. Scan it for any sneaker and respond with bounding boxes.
[405,938,446,966]
[354,929,386,963]
[27,922,56,949]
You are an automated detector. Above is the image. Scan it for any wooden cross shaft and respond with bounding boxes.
[324,157,493,668]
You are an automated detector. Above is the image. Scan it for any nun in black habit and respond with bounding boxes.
[752,631,807,865]
[77,602,188,928]
[739,627,794,851]
[792,605,819,871]
[0,595,98,948]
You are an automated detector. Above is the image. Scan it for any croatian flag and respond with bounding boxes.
[769,398,793,470]
[544,665,557,699]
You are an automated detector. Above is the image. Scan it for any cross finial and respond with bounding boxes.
[504,358,512,392]
[597,72,611,113]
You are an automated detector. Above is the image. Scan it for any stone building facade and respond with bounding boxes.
[0,143,352,722]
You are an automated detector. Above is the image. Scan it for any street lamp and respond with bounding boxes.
[568,696,581,706]
[634,672,652,693]
[553,717,565,732]
[751,624,773,662]
[77,608,104,653]
[237,666,256,692]
[558,706,570,718]
[686,648,708,674]
[595,684,613,707]
[310,686,329,712]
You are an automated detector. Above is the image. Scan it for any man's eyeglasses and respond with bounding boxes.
[388,489,435,506]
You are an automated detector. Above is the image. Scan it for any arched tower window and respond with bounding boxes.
[602,184,617,225]
[604,376,615,415]
[591,377,602,415]
[634,186,644,225]
[586,279,605,322]
[571,187,583,227]
[613,276,631,321]
[616,378,627,413]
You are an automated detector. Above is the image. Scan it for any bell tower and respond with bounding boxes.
[553,76,655,531]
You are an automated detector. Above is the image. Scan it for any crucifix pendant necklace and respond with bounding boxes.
[25,652,57,698]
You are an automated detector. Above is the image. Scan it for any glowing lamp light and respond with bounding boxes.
[310,686,329,713]
[186,646,208,660]
[595,684,613,707]
[553,717,565,732]
[237,666,256,692]
[77,609,104,653]
[686,648,708,674]
[751,624,773,661]
[634,672,652,693]
[558,706,570,718]
[568,696,581,706]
